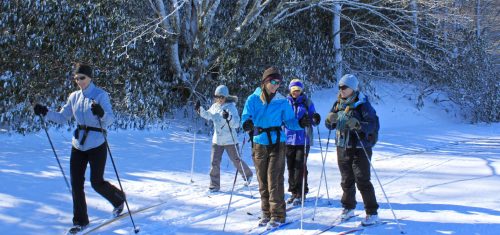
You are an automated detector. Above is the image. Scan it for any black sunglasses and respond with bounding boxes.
[214,95,225,99]
[339,85,349,90]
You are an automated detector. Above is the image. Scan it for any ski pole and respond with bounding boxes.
[96,117,140,234]
[222,167,239,231]
[298,101,312,231]
[225,118,254,198]
[39,116,72,194]
[354,130,405,234]
[300,125,309,230]
[190,106,198,183]
[317,125,331,204]
[312,129,332,221]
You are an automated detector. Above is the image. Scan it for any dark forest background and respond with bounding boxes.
[1,0,498,133]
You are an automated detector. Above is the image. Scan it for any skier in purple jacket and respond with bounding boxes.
[284,79,321,205]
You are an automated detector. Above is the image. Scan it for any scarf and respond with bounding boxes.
[336,91,359,132]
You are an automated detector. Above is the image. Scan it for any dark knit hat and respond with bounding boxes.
[261,66,282,84]
[74,63,93,78]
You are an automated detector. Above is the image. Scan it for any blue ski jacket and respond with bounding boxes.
[241,87,303,145]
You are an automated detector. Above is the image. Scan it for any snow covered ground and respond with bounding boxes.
[1,81,499,235]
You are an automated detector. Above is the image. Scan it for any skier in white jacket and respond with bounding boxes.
[195,85,253,192]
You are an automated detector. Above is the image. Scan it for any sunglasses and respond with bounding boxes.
[75,75,87,81]
[270,80,281,85]
[339,85,349,90]
[214,95,225,99]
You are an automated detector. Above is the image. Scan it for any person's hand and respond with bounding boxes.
[325,112,338,130]
[222,110,229,120]
[34,104,48,116]
[242,119,254,132]
[299,115,311,128]
[346,117,361,130]
[195,100,201,113]
[312,113,321,126]
[91,103,105,118]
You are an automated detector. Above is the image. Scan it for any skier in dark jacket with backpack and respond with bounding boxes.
[324,74,380,226]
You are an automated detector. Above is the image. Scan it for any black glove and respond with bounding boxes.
[325,112,338,130]
[242,119,254,132]
[346,117,361,130]
[299,115,311,128]
[195,100,201,113]
[222,110,229,120]
[91,103,105,118]
[34,103,48,116]
[312,113,321,126]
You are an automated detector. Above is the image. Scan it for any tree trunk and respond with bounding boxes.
[411,0,418,49]
[333,3,342,84]
[156,0,183,79]
[476,0,481,39]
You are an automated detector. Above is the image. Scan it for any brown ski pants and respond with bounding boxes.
[252,143,286,222]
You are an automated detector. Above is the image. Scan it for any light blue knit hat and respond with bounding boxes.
[214,85,229,97]
[339,74,359,91]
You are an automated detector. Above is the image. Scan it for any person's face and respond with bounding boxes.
[265,79,281,94]
[214,95,226,104]
[291,89,301,98]
[339,85,354,98]
[74,73,91,90]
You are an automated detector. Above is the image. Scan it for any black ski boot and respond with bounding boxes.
[68,224,88,234]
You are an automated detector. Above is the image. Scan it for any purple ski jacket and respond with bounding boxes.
[285,94,316,146]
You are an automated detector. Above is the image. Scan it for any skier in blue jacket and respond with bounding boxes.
[34,63,125,234]
[284,79,321,205]
[241,67,311,229]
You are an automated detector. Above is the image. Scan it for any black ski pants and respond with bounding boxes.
[337,147,379,215]
[70,143,124,226]
[285,145,310,197]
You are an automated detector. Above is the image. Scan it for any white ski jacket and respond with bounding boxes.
[199,99,240,145]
